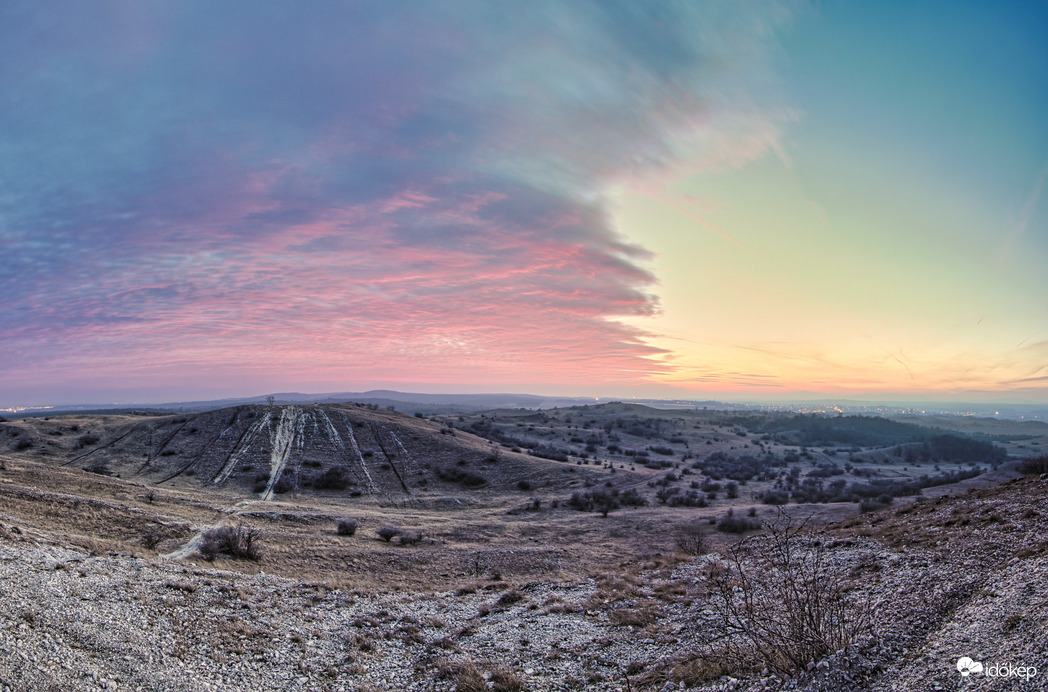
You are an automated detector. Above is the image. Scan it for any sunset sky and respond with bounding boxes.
[2,1,1046,406]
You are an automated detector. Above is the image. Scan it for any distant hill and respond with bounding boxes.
[6,391,620,417]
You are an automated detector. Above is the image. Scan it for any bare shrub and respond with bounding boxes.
[84,459,111,476]
[199,524,262,562]
[76,433,101,448]
[142,525,167,549]
[376,526,401,542]
[398,530,423,546]
[858,495,893,513]
[272,472,294,494]
[675,523,707,555]
[336,518,358,536]
[567,487,645,516]
[436,467,488,489]
[1020,455,1048,475]
[715,508,759,534]
[315,465,352,490]
[252,471,269,493]
[702,510,876,677]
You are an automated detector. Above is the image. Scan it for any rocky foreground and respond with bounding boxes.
[1,475,1046,692]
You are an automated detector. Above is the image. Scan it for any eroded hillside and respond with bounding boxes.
[0,404,599,501]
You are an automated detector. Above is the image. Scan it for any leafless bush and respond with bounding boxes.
[716,508,760,534]
[84,459,112,476]
[142,525,167,549]
[1021,455,1048,475]
[398,530,423,546]
[199,524,262,562]
[336,518,358,536]
[702,510,876,677]
[675,523,707,555]
[76,433,101,448]
[376,525,401,542]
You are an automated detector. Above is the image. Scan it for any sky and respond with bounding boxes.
[1,1,1046,407]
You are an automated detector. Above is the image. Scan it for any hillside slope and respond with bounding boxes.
[0,459,1044,690]
[0,404,597,501]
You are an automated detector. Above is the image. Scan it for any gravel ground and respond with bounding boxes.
[2,476,1046,691]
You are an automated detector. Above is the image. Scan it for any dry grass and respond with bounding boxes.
[608,607,657,627]
[490,667,526,692]
[453,662,487,692]
[0,451,880,592]
[3,404,1043,594]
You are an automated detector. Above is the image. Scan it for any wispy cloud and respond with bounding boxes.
[0,2,796,401]
[997,158,1048,267]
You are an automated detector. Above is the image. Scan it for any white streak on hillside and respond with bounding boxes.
[212,410,272,485]
[340,413,377,493]
[261,406,301,500]
[296,410,308,453]
[388,431,412,464]
[316,409,345,452]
